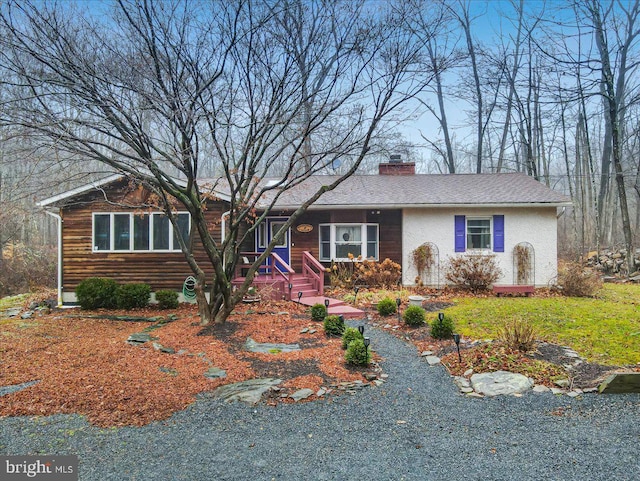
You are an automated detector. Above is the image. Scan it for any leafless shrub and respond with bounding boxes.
[557,261,602,297]
[444,254,502,293]
[0,244,56,296]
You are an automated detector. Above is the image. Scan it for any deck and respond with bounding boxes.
[492,284,535,296]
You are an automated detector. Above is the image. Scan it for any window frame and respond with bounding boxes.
[92,212,190,253]
[465,217,492,251]
[318,223,379,262]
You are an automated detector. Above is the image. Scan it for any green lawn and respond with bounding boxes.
[0,293,27,311]
[443,284,640,366]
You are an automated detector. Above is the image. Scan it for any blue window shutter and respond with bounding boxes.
[454,215,466,252]
[493,215,504,252]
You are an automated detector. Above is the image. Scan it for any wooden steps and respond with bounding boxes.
[493,284,535,296]
[295,295,365,319]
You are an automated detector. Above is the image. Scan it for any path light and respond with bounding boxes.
[364,337,370,358]
[324,298,330,309]
[396,297,402,319]
[438,312,444,322]
[354,286,360,304]
[358,325,365,336]
[297,291,303,304]
[453,333,462,363]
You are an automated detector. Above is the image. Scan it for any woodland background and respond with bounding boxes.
[1,0,639,295]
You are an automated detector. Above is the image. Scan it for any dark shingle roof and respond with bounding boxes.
[262,173,571,209]
[39,172,571,209]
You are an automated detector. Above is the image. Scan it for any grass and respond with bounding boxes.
[0,293,29,311]
[443,284,640,366]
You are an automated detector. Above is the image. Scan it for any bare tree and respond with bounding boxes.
[449,0,486,173]
[588,0,637,273]
[401,0,458,173]
[495,0,526,173]
[0,0,428,323]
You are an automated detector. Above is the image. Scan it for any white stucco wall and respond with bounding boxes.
[402,207,560,287]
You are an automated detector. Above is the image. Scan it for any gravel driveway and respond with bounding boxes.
[2,324,639,480]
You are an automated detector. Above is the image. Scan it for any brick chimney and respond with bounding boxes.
[378,154,415,175]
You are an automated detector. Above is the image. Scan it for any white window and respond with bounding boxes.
[319,224,379,261]
[256,222,267,249]
[92,212,190,252]
[466,218,491,250]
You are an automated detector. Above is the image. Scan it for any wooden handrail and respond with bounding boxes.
[271,252,295,274]
[269,252,294,285]
[302,251,326,296]
[302,251,326,272]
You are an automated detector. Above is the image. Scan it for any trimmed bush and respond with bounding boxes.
[311,303,328,322]
[323,314,345,336]
[345,338,371,366]
[342,327,364,349]
[431,313,455,339]
[75,277,118,310]
[403,305,426,327]
[115,283,151,309]
[377,297,397,316]
[155,289,179,309]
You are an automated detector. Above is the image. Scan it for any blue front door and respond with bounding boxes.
[256,217,290,272]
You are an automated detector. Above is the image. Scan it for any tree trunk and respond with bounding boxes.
[429,42,455,173]
[496,0,524,173]
[592,0,635,275]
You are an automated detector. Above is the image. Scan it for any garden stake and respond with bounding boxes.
[453,333,461,363]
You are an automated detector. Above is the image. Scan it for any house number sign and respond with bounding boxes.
[296,224,313,233]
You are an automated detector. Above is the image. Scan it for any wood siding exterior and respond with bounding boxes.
[58,178,403,298]
[60,180,226,295]
[289,209,402,270]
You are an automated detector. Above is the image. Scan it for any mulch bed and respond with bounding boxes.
[0,300,370,427]
[366,302,630,390]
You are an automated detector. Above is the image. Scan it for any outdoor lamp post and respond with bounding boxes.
[453,333,462,363]
[288,283,293,299]
[358,325,365,336]
[297,291,303,304]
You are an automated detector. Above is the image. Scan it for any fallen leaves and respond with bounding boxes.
[0,302,371,427]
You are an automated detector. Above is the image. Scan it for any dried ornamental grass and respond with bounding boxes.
[498,318,536,352]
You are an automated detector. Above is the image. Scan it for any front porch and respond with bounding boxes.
[231,250,325,300]
[231,250,365,317]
